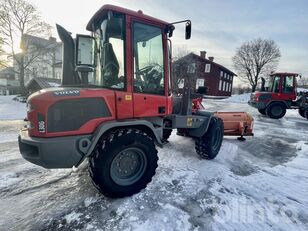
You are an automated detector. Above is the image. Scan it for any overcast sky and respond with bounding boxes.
[28,0,308,81]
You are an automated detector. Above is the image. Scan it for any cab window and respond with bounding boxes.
[271,76,280,93]
[94,14,126,90]
[133,22,165,95]
[282,76,294,93]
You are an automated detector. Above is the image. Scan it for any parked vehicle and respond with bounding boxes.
[249,72,308,119]
[19,5,251,198]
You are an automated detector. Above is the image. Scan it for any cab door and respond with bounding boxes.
[131,21,167,118]
[281,75,297,101]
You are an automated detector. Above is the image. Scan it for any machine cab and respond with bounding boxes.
[75,5,175,119]
[266,72,298,101]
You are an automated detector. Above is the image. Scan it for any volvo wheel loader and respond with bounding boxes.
[19,5,229,198]
[249,72,308,119]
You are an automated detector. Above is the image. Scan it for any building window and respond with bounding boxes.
[230,76,233,81]
[219,80,222,91]
[178,79,185,89]
[187,63,196,73]
[32,68,37,78]
[224,73,227,78]
[196,78,204,89]
[229,83,232,92]
[223,81,225,92]
[204,63,211,73]
[220,71,223,77]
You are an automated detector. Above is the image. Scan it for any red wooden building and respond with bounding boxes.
[173,51,237,97]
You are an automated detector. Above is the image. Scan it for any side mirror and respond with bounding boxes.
[185,21,191,40]
[76,34,96,68]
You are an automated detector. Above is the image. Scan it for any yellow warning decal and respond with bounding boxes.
[125,95,132,101]
[187,117,193,127]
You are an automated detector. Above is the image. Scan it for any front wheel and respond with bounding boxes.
[258,108,266,115]
[89,129,158,198]
[265,103,286,119]
[195,117,224,160]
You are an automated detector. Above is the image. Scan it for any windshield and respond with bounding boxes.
[267,75,281,93]
[91,13,125,89]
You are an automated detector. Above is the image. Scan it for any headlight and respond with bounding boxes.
[27,121,34,130]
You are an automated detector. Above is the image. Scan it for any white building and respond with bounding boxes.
[0,67,19,95]
[14,35,62,86]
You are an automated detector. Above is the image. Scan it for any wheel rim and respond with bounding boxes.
[110,147,147,186]
[271,106,283,116]
[212,126,222,151]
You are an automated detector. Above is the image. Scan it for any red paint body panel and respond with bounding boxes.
[27,5,173,138]
[115,91,133,119]
[27,88,116,138]
[253,72,299,105]
[133,93,166,117]
[86,5,169,32]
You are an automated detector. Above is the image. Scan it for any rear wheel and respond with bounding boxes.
[258,108,266,115]
[89,129,158,198]
[265,103,286,119]
[195,117,224,160]
[298,108,307,119]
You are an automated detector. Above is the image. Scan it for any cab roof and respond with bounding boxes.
[86,4,169,31]
[270,72,299,76]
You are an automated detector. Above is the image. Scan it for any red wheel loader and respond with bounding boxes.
[249,72,308,119]
[18,5,252,198]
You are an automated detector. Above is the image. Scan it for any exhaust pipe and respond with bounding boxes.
[56,24,80,86]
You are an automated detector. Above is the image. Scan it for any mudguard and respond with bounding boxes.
[85,120,163,157]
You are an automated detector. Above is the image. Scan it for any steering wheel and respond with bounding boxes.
[135,65,154,75]
[134,64,163,92]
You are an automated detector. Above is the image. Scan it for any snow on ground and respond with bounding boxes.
[221,93,251,103]
[0,95,26,120]
[0,95,308,231]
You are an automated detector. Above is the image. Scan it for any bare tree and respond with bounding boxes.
[232,38,281,92]
[0,0,52,94]
[0,38,7,68]
[172,45,191,61]
[298,76,308,87]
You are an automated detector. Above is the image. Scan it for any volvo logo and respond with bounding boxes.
[53,90,80,97]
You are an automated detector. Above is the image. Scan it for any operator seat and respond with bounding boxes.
[101,43,119,87]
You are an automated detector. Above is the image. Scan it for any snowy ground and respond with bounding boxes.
[0,95,308,231]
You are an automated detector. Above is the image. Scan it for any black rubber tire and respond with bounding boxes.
[298,108,307,118]
[258,108,266,115]
[195,117,224,160]
[162,129,172,142]
[304,109,308,120]
[89,129,158,198]
[265,103,286,119]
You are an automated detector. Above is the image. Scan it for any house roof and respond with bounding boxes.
[174,52,237,76]
[21,34,61,50]
[26,77,61,89]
